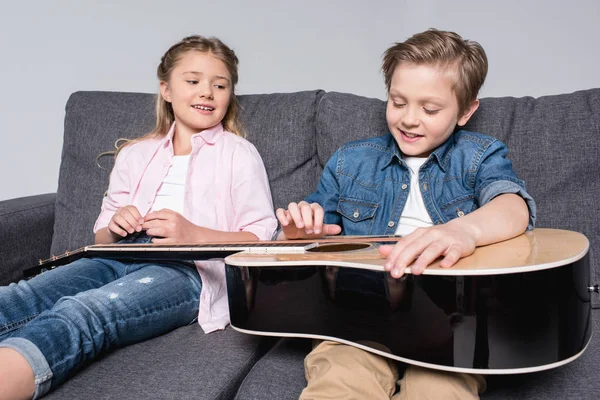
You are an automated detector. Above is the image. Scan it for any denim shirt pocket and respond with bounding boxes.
[337,197,378,235]
[438,193,477,220]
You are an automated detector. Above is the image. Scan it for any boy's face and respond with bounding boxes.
[386,62,478,158]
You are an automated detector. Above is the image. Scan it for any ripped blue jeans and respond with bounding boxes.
[0,233,201,399]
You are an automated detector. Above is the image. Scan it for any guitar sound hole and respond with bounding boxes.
[306,243,371,253]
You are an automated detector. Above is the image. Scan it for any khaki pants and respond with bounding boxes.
[300,341,486,400]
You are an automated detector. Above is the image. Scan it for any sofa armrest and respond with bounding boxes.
[0,193,56,285]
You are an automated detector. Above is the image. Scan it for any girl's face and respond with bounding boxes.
[386,62,478,158]
[160,51,232,137]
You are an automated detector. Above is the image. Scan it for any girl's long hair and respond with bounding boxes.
[104,35,243,161]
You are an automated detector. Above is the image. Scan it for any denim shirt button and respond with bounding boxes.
[457,210,465,217]
[353,209,360,218]
[423,183,428,191]
[387,221,395,228]
[401,184,408,190]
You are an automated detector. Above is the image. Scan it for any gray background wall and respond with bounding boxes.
[1,0,598,201]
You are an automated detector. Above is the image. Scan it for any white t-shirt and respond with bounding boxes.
[149,154,190,214]
[395,157,434,236]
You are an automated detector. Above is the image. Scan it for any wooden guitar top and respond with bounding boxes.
[225,228,589,276]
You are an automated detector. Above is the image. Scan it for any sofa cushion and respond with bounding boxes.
[316,90,600,307]
[50,90,322,255]
[234,312,600,399]
[464,89,600,306]
[238,90,323,211]
[0,193,56,285]
[235,338,310,400]
[44,325,274,400]
[51,91,155,256]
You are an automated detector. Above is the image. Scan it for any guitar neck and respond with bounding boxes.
[25,235,402,279]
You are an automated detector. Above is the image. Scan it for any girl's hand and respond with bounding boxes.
[142,209,205,244]
[276,201,341,240]
[379,221,478,278]
[108,205,144,239]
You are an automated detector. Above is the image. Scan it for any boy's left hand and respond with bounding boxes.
[142,209,203,244]
[379,221,478,278]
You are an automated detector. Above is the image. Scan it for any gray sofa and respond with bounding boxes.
[0,88,598,399]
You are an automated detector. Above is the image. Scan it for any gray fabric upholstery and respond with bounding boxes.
[0,193,55,286]
[44,326,276,400]
[235,312,600,399]
[51,91,156,256]
[465,90,600,308]
[238,90,323,211]
[315,91,388,166]
[235,339,310,400]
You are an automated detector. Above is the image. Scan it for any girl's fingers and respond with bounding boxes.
[112,214,136,235]
[145,209,172,222]
[119,208,143,231]
[145,227,164,238]
[126,206,144,224]
[151,236,172,244]
[108,220,128,237]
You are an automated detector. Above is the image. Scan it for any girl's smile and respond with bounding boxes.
[192,104,215,113]
[160,51,232,139]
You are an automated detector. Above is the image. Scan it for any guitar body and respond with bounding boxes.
[224,229,592,374]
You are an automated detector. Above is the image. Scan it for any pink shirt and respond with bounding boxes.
[94,122,277,333]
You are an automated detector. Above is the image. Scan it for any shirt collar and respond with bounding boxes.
[382,131,455,172]
[162,121,225,148]
[382,134,403,168]
[429,132,455,172]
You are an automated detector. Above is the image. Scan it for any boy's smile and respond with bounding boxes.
[386,62,478,158]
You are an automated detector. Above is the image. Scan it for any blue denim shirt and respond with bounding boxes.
[305,130,536,236]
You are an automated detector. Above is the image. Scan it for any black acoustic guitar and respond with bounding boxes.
[223,228,594,375]
[27,229,593,374]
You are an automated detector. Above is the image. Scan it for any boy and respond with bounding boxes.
[276,29,536,399]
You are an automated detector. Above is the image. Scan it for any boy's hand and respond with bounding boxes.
[379,221,477,278]
[276,201,341,239]
[108,205,144,238]
[142,209,203,244]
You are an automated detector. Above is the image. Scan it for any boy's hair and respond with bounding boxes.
[106,35,243,160]
[382,28,488,115]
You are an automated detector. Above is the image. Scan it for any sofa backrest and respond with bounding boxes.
[52,88,600,307]
[315,89,600,307]
[51,90,323,255]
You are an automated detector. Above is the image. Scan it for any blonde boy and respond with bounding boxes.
[277,29,535,399]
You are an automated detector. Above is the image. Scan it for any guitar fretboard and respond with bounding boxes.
[25,236,402,279]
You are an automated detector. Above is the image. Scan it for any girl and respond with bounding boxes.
[0,35,277,400]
